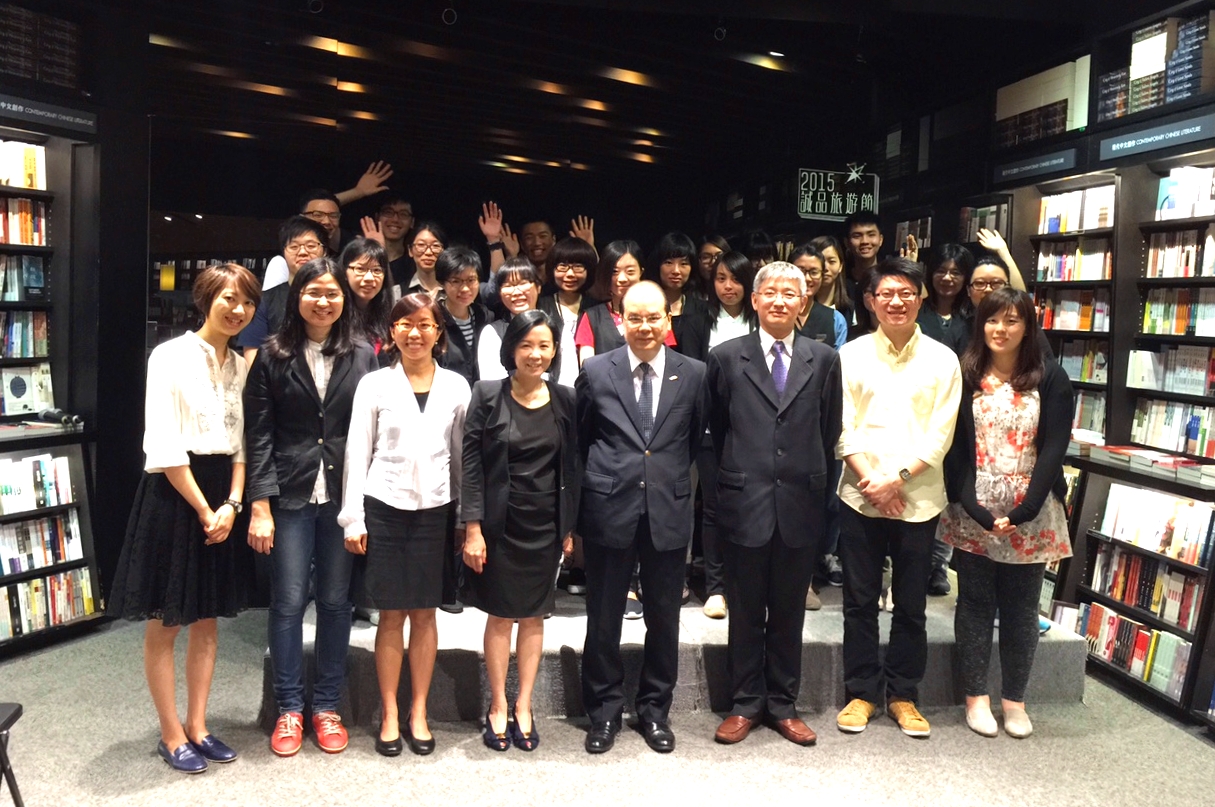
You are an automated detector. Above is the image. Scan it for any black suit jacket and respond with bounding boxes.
[575,345,708,551]
[244,341,380,507]
[461,379,580,542]
[707,332,843,548]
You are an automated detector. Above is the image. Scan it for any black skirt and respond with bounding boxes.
[361,496,450,611]
[108,453,253,626]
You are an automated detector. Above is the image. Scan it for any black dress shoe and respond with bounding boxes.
[375,734,403,757]
[584,719,620,754]
[639,721,675,753]
[405,721,436,756]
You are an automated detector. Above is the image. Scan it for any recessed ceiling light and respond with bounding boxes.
[336,81,367,93]
[301,35,339,52]
[626,152,655,164]
[635,127,663,137]
[483,160,509,168]
[531,80,568,95]
[194,214,203,219]
[632,139,654,147]
[572,115,611,128]
[738,54,792,72]
[503,167,530,175]
[208,129,257,140]
[577,99,609,112]
[769,51,785,57]
[337,42,374,59]
[148,33,192,50]
[163,216,173,222]
[570,162,591,171]
[348,110,379,121]
[600,67,656,87]
[289,113,338,126]
[399,39,459,62]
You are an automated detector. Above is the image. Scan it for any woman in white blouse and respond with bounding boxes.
[108,263,260,775]
[340,292,471,757]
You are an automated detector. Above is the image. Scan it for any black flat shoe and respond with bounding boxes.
[510,705,539,752]
[406,720,436,756]
[375,734,403,757]
[585,718,620,754]
[639,721,675,753]
[482,710,510,752]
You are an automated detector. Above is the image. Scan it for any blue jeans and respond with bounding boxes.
[268,501,353,714]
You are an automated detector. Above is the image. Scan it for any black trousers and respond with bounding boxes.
[581,518,687,724]
[722,530,815,720]
[839,506,936,704]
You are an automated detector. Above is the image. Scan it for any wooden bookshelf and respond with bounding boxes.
[1140,215,1215,234]
[1029,227,1116,243]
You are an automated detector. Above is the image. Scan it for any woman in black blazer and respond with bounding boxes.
[461,310,579,752]
[244,257,379,758]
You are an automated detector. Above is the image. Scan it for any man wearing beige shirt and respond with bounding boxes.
[834,257,962,739]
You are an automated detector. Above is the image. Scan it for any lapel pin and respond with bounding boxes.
[669,375,678,381]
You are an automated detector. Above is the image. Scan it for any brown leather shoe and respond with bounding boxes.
[770,717,817,746]
[714,715,759,744]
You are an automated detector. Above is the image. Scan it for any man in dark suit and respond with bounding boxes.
[707,261,843,746]
[576,280,708,754]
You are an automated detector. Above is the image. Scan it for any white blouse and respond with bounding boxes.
[303,339,334,504]
[143,331,248,473]
[709,308,753,350]
[338,362,470,537]
[477,323,507,381]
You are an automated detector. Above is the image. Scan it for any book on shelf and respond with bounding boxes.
[1073,390,1106,434]
[1129,396,1215,458]
[1035,237,1112,281]
[0,198,48,247]
[0,255,46,301]
[1139,287,1215,335]
[1164,13,1215,104]
[958,203,1010,242]
[1128,19,1177,115]
[0,566,94,641]
[1039,577,1058,616]
[1155,166,1215,221]
[1098,481,1215,565]
[1126,345,1215,395]
[1037,185,1115,234]
[0,454,74,515]
[0,141,46,191]
[0,310,49,357]
[1097,68,1129,123]
[0,510,83,574]
[1146,228,1215,278]
[1090,541,1205,629]
[1037,287,1110,332]
[1080,601,1192,699]
[1059,339,1108,383]
[895,217,932,249]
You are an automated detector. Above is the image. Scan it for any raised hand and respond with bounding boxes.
[977,227,1008,254]
[353,161,393,199]
[501,223,519,257]
[570,215,595,248]
[360,215,386,247]
[899,233,919,263]
[479,201,505,243]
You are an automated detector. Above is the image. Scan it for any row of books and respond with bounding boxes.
[894,217,932,250]
[993,100,1069,151]
[1090,542,1205,630]
[1130,398,1215,458]
[1035,237,1112,281]
[0,5,79,90]
[1097,480,1215,564]
[957,203,1010,242]
[1036,186,1115,234]
[1140,287,1215,336]
[1165,12,1215,105]
[0,310,48,358]
[1154,166,1215,223]
[0,453,74,515]
[152,257,274,293]
[0,141,46,191]
[1058,339,1108,384]
[1074,390,1106,433]
[1128,19,1176,116]
[0,510,83,576]
[0,362,53,416]
[1080,601,1192,700]
[0,255,45,302]
[0,567,94,642]
[1145,227,1215,279]
[1036,288,1111,332]
[1126,346,1214,395]
[0,198,48,247]
[1097,68,1129,123]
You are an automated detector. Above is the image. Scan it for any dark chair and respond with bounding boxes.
[0,704,23,807]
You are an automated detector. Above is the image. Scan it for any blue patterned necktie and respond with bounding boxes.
[638,362,654,441]
[771,341,787,397]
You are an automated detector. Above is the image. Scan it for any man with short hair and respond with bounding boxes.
[834,257,961,739]
[362,192,415,298]
[238,216,328,364]
[843,211,884,338]
[707,261,842,747]
[576,280,708,755]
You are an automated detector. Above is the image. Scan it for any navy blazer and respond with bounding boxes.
[244,340,380,508]
[575,345,708,552]
[461,378,580,542]
[707,332,843,549]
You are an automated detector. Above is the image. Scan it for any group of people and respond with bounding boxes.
[107,186,1074,773]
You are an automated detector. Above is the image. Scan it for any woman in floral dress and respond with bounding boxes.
[939,287,1073,740]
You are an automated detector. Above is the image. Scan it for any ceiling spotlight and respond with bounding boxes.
[769,51,784,57]
[304,0,323,13]
[194,214,203,219]
[714,26,726,42]
[163,216,173,222]
[442,6,457,24]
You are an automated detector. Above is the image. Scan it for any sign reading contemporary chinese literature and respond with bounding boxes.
[993,148,1078,184]
[796,165,879,222]
[0,93,95,134]
[1099,112,1215,161]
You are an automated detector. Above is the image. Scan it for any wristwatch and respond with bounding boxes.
[223,498,244,514]
[898,468,912,483]
[487,241,505,252]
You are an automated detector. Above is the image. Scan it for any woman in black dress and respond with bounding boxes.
[109,263,260,774]
[461,310,579,752]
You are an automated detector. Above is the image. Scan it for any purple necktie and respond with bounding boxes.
[772,341,787,397]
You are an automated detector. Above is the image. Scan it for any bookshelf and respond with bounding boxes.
[146,253,273,355]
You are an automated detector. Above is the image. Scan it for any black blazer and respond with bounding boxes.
[707,332,843,548]
[460,378,579,542]
[575,345,708,551]
[946,359,1074,530]
[244,341,380,507]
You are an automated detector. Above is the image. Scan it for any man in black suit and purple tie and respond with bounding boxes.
[706,261,843,746]
[576,281,708,754]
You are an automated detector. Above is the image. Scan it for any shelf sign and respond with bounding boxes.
[0,93,95,134]
[1099,112,1215,161]
[796,165,879,222]
[993,149,1077,184]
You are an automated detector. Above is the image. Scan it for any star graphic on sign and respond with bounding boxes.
[846,163,866,182]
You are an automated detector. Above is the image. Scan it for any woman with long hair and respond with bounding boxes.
[808,235,852,338]
[696,235,731,291]
[109,263,260,774]
[244,257,379,757]
[575,239,675,367]
[918,243,975,355]
[340,293,471,756]
[462,310,579,752]
[539,237,599,387]
[646,231,707,353]
[339,237,393,354]
[938,287,1073,739]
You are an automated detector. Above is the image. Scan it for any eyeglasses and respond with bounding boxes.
[413,242,444,255]
[872,289,919,302]
[379,208,413,221]
[933,268,963,278]
[501,282,535,295]
[969,279,1007,292]
[758,290,803,303]
[285,241,325,255]
[554,263,587,274]
[625,314,668,327]
[303,210,340,222]
[444,275,479,290]
[802,269,823,279]
[302,290,344,302]
[394,319,437,333]
[348,263,384,278]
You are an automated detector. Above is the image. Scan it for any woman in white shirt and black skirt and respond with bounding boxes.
[340,292,471,757]
[108,263,261,775]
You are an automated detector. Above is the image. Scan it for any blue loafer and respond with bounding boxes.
[157,741,208,774]
[190,734,239,763]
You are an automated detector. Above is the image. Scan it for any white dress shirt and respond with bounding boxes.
[627,345,666,420]
[303,339,334,504]
[143,331,247,472]
[757,328,796,374]
[338,363,471,537]
[477,323,507,381]
[708,309,752,351]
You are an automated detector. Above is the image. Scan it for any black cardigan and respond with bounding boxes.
[460,378,581,542]
[947,359,1074,530]
[439,301,495,387]
[244,340,380,507]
